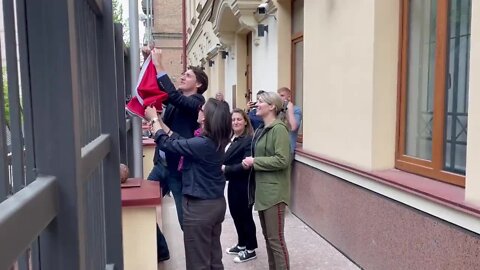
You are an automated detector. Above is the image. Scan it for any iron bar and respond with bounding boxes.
[0,176,57,270]
[80,134,111,181]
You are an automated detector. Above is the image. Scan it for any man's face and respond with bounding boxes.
[179,69,201,92]
[278,91,290,102]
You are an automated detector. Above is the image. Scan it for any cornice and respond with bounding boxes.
[187,0,214,53]
[210,0,262,35]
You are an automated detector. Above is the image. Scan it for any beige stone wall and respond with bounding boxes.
[302,0,398,171]
[465,0,480,206]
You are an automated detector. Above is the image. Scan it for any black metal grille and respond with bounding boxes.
[443,0,471,174]
[0,0,130,269]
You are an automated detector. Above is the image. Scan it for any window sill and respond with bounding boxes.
[295,147,480,219]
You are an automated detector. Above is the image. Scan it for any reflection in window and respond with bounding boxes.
[405,0,437,161]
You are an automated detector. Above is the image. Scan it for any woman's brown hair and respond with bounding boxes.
[231,108,254,136]
[203,98,232,150]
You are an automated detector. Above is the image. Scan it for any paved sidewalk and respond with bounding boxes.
[158,185,359,270]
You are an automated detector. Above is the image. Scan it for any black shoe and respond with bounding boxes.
[158,254,170,262]
[225,245,245,255]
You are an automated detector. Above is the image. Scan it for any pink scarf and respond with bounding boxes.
[177,128,202,171]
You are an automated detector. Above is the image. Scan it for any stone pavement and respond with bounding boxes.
[158,184,359,270]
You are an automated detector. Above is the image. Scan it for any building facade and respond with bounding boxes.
[186,0,480,269]
[150,0,184,84]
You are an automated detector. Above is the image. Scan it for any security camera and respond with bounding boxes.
[257,3,268,14]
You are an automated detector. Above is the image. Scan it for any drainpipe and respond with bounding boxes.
[182,0,187,70]
[129,0,143,178]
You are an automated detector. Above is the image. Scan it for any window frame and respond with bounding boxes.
[291,34,303,142]
[291,0,303,143]
[396,0,465,187]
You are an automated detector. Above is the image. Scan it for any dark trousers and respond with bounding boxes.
[168,171,184,229]
[227,180,257,250]
[183,196,226,270]
[147,165,171,261]
[259,203,290,270]
[156,225,170,261]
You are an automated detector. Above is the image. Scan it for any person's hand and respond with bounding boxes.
[242,157,254,168]
[287,101,294,111]
[141,46,151,60]
[151,49,165,73]
[144,106,158,121]
[221,165,225,172]
[247,101,257,110]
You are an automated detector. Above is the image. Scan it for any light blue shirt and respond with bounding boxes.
[290,105,302,153]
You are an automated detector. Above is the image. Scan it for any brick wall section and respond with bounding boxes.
[153,0,182,33]
[153,0,183,86]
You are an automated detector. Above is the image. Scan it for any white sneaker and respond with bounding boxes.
[233,250,257,263]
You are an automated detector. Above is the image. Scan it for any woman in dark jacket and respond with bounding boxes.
[223,108,258,263]
[145,98,231,270]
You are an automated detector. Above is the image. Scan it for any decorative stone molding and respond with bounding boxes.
[217,32,236,47]
[210,0,263,35]
[196,2,204,13]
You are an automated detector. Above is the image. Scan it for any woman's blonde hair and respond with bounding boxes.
[257,91,290,129]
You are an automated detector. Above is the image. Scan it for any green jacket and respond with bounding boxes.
[253,119,291,211]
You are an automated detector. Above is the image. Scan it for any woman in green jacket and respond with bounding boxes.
[243,91,291,270]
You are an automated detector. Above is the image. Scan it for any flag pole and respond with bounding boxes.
[129,0,143,178]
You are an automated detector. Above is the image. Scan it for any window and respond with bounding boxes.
[397,0,471,186]
[292,0,303,141]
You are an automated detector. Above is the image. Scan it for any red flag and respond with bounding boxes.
[126,55,168,118]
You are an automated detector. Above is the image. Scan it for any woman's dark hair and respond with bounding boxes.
[231,108,253,136]
[203,98,232,151]
[188,65,208,94]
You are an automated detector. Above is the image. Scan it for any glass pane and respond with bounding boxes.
[405,0,437,160]
[294,40,303,135]
[443,0,471,174]
[292,0,304,34]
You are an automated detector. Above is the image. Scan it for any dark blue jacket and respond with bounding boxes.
[248,109,264,130]
[154,130,226,200]
[154,75,205,171]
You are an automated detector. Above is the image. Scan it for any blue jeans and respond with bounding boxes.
[148,164,183,229]
[147,163,170,197]
[167,171,184,229]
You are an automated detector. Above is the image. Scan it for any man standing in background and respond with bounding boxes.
[277,87,302,154]
[247,90,265,130]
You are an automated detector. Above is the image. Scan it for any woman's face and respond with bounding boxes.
[232,112,246,135]
[255,97,273,117]
[197,105,205,127]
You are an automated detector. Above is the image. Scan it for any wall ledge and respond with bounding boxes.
[294,148,480,234]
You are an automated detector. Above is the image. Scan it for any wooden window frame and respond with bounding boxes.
[291,34,303,143]
[396,0,465,187]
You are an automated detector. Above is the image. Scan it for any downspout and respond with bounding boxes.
[182,0,187,70]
